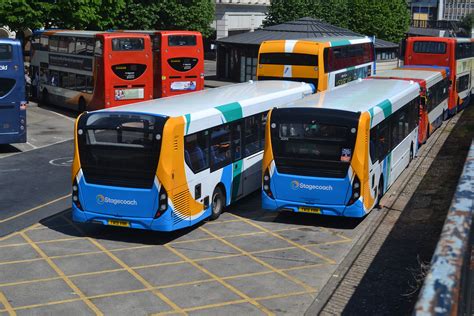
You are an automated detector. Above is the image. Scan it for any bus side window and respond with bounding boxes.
[244,115,259,156]
[76,38,87,55]
[390,112,399,150]
[231,122,242,162]
[68,37,76,54]
[49,37,58,52]
[370,128,377,163]
[184,131,209,173]
[86,39,94,56]
[377,122,390,161]
[85,76,93,93]
[210,125,231,168]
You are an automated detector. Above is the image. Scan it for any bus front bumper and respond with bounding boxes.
[262,192,367,218]
[72,204,173,232]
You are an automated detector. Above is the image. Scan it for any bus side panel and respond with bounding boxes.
[157,117,206,229]
[349,112,374,214]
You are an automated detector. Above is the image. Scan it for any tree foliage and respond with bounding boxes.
[264,0,410,43]
[0,0,215,37]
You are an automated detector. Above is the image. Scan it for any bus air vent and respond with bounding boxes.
[173,190,189,224]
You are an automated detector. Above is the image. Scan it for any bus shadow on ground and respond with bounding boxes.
[0,144,21,154]
[226,191,363,231]
[338,107,473,315]
[40,209,205,246]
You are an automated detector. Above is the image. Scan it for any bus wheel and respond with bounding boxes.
[409,145,414,164]
[426,124,430,140]
[210,186,225,220]
[375,178,383,209]
[78,98,86,112]
[41,89,48,106]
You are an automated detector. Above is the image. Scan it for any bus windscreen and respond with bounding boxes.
[271,108,359,178]
[168,35,197,47]
[259,53,318,66]
[112,38,144,51]
[0,44,12,60]
[78,113,166,188]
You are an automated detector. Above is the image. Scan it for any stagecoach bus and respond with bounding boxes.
[373,67,449,145]
[257,36,374,92]
[404,37,473,115]
[72,80,314,231]
[262,79,420,217]
[31,30,153,111]
[0,39,26,144]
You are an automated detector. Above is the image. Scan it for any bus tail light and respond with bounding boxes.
[72,179,83,211]
[20,101,27,111]
[155,186,168,218]
[347,175,361,206]
[263,169,274,199]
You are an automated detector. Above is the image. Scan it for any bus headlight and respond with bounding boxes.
[263,169,274,199]
[72,179,83,211]
[155,186,168,218]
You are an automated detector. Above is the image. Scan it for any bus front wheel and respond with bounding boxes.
[210,186,225,220]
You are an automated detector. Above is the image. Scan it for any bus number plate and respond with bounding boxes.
[108,220,130,227]
[298,207,321,214]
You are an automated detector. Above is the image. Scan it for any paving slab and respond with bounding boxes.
[136,262,210,287]
[188,302,265,316]
[91,291,173,315]
[195,255,271,278]
[0,260,56,285]
[16,301,95,316]
[71,270,146,297]
[52,252,122,276]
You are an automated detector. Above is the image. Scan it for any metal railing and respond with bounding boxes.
[415,142,474,315]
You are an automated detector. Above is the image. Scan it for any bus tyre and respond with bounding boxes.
[409,145,414,165]
[78,98,86,112]
[210,187,225,220]
[376,178,383,209]
[41,89,48,106]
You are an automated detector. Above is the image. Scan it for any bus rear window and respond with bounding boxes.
[413,41,446,54]
[0,78,15,97]
[112,38,144,51]
[168,35,196,47]
[0,44,12,60]
[259,53,318,66]
[324,43,373,73]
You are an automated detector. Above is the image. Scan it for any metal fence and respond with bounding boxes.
[415,142,474,316]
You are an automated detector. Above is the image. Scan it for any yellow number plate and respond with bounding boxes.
[108,220,130,227]
[298,207,321,214]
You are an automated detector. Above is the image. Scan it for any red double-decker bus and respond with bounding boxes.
[404,37,473,116]
[124,30,204,98]
[31,30,153,111]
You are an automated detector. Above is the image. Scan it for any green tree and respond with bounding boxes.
[119,1,215,37]
[349,0,409,43]
[263,0,313,26]
[459,13,474,37]
[0,0,50,32]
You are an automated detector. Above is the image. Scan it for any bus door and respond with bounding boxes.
[0,41,26,144]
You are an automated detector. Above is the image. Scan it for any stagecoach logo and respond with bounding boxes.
[291,180,333,191]
[96,194,138,206]
[0,65,7,71]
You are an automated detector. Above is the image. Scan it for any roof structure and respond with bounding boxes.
[217,17,398,49]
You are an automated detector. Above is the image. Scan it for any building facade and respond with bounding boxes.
[214,0,270,40]
[439,0,474,21]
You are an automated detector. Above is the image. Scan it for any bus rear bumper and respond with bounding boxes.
[72,205,173,232]
[262,192,367,218]
[0,131,26,145]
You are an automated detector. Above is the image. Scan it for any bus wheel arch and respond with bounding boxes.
[78,97,86,112]
[210,184,226,220]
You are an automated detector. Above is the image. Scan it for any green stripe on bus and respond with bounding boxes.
[231,160,243,202]
[216,102,243,123]
[330,40,351,47]
[378,99,392,118]
[184,114,191,134]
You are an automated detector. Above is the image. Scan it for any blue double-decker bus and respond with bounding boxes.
[0,39,26,145]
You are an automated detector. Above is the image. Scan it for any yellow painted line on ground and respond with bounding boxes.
[20,232,103,315]
[60,216,186,315]
[0,257,44,267]
[231,214,337,264]
[0,195,71,224]
[199,226,316,293]
[0,291,15,316]
[154,299,249,315]
[164,243,274,315]
[255,290,317,302]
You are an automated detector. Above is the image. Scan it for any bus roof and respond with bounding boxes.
[100,80,314,118]
[279,78,419,126]
[374,68,445,88]
[0,38,21,45]
[261,36,371,47]
[35,30,101,37]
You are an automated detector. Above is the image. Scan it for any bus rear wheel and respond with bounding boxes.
[210,186,225,220]
[376,178,383,209]
[41,89,49,106]
[78,98,86,112]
